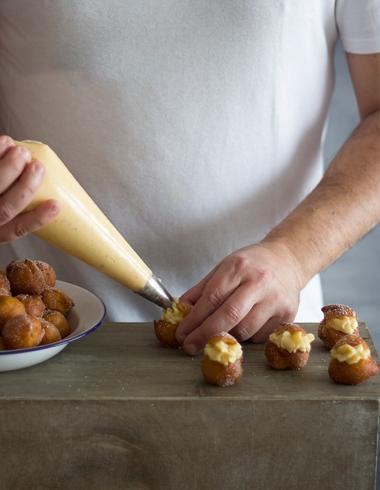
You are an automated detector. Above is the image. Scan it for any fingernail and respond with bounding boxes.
[31,162,46,178]
[17,146,31,160]
[186,343,197,355]
[51,204,61,216]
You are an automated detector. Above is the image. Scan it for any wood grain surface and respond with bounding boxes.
[0,322,379,489]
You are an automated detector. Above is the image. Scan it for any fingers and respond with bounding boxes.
[179,297,258,356]
[229,292,297,342]
[0,199,60,244]
[0,160,47,225]
[177,243,303,356]
[180,296,296,355]
[249,317,286,343]
[0,142,37,194]
[0,136,60,243]
[177,263,243,339]
[231,313,294,344]
[178,283,260,355]
[0,135,15,159]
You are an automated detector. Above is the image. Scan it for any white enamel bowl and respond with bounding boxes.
[0,280,106,372]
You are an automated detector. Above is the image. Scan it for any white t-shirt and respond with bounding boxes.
[0,1,379,323]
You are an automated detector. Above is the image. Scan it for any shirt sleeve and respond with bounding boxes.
[336,0,380,54]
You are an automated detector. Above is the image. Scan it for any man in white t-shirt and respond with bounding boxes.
[0,1,379,355]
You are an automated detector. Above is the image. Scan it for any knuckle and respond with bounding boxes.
[0,201,16,223]
[272,288,298,319]
[254,267,273,287]
[12,222,29,239]
[230,254,252,273]
[223,302,242,323]
[233,325,251,341]
[4,147,30,175]
[204,289,223,310]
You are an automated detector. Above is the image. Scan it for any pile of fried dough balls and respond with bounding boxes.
[0,259,74,351]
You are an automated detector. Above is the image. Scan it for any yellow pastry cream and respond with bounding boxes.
[204,336,243,366]
[331,343,371,365]
[326,316,358,334]
[269,329,315,354]
[161,298,188,324]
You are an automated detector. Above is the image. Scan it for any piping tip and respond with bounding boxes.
[136,274,173,309]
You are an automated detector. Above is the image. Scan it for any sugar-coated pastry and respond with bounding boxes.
[154,298,192,348]
[6,259,47,296]
[0,296,26,334]
[265,322,315,370]
[328,334,379,385]
[15,294,46,318]
[34,260,56,287]
[2,314,44,350]
[318,304,359,349]
[201,333,243,386]
[0,259,73,351]
[0,274,11,296]
[43,309,71,339]
[41,287,75,315]
[39,319,62,345]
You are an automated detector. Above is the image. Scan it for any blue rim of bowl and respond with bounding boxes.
[0,292,106,355]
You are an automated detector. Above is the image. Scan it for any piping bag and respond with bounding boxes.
[15,140,174,310]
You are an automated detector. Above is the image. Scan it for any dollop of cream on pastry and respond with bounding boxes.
[326,316,358,334]
[160,298,186,324]
[331,343,370,364]
[269,329,315,353]
[204,338,242,366]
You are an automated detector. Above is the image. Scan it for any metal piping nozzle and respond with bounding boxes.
[136,274,174,309]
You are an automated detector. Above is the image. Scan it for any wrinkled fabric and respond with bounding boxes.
[0,1,379,322]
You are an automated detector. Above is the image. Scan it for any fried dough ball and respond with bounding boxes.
[0,296,26,334]
[15,294,45,318]
[43,310,71,339]
[265,322,315,371]
[154,298,192,348]
[154,320,183,348]
[34,260,56,287]
[41,287,74,315]
[201,333,243,387]
[6,259,46,296]
[39,318,62,345]
[318,304,359,349]
[2,314,44,350]
[0,337,6,350]
[328,334,379,385]
[0,274,11,296]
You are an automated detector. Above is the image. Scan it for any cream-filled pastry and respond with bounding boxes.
[328,334,379,385]
[318,304,359,349]
[201,333,243,386]
[153,298,192,348]
[265,322,314,370]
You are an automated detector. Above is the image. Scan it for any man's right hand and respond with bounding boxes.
[0,135,60,244]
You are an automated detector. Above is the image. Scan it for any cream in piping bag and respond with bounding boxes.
[15,140,173,309]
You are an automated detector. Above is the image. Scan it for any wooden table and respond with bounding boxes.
[0,322,379,490]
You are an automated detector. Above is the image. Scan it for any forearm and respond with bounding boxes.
[262,109,380,288]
